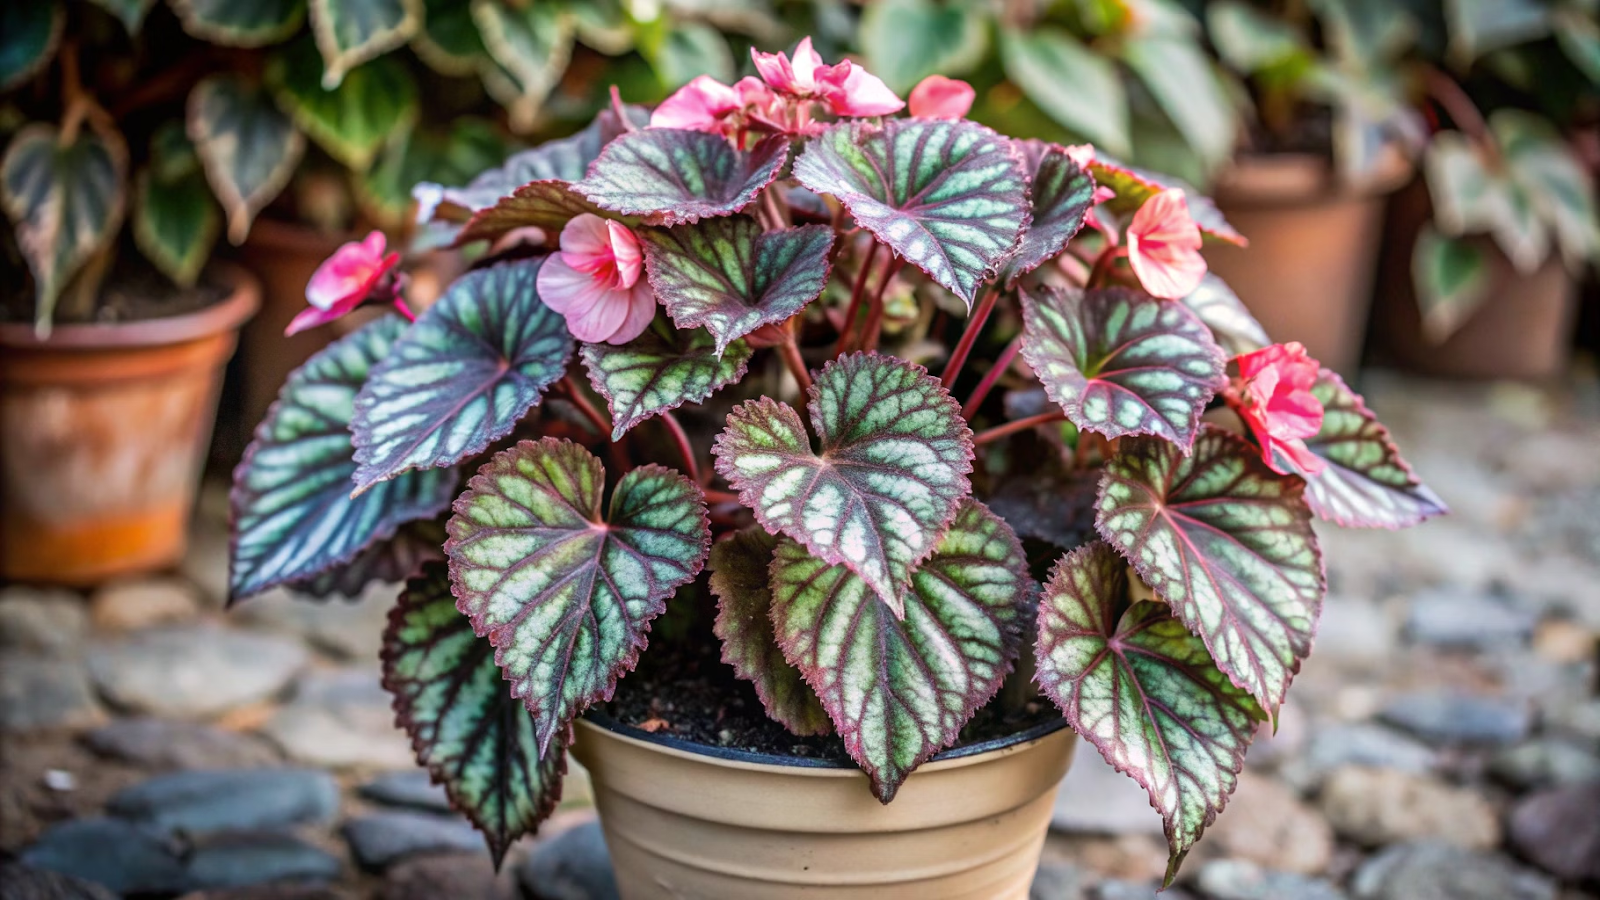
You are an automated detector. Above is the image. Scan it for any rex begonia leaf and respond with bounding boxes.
[308,0,418,88]
[188,75,305,244]
[1019,285,1227,449]
[170,0,305,46]
[1298,368,1447,529]
[1003,139,1097,285]
[268,39,419,171]
[1036,540,1265,885]
[452,180,615,247]
[1095,427,1324,712]
[581,323,752,440]
[1178,274,1270,358]
[1087,157,1247,247]
[0,1,62,90]
[230,318,458,601]
[574,130,789,227]
[382,561,566,867]
[351,257,573,491]
[446,438,710,752]
[770,499,1031,801]
[792,118,1029,308]
[640,217,835,355]
[708,528,831,737]
[712,352,975,616]
[289,519,445,599]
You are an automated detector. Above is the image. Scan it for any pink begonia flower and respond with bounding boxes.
[286,231,401,336]
[651,76,782,147]
[536,214,657,345]
[1125,188,1206,299]
[908,75,975,119]
[1226,342,1326,476]
[750,37,903,117]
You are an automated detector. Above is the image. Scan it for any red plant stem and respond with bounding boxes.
[1423,67,1492,148]
[971,411,1066,446]
[961,335,1021,419]
[559,376,612,439]
[942,286,1000,387]
[660,411,700,485]
[704,488,739,505]
[778,333,814,396]
[392,298,417,323]
[859,258,904,352]
[1088,244,1125,289]
[835,242,881,355]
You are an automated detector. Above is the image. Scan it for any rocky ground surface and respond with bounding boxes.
[2,370,1597,900]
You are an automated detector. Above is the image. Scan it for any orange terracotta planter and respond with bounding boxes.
[0,266,259,585]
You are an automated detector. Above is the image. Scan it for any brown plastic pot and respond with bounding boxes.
[569,714,1076,899]
[1204,151,1413,375]
[0,265,259,585]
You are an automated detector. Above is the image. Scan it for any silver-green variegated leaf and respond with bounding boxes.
[472,0,574,124]
[382,561,566,867]
[288,518,445,599]
[134,167,220,289]
[713,352,975,616]
[1036,540,1266,885]
[0,1,62,90]
[1003,139,1097,285]
[309,0,419,88]
[188,75,306,244]
[575,130,789,227]
[792,118,1029,308]
[413,0,484,75]
[708,528,831,736]
[770,499,1032,801]
[640,218,835,355]
[1411,224,1491,341]
[1423,130,1548,273]
[446,439,710,752]
[1019,286,1227,450]
[1095,427,1324,712]
[269,39,419,171]
[230,318,459,601]
[453,180,615,247]
[351,257,573,491]
[1178,274,1270,357]
[1493,109,1600,272]
[170,0,306,46]
[1121,33,1237,174]
[581,322,752,440]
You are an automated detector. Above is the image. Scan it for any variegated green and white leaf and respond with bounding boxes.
[308,0,419,88]
[581,322,752,440]
[576,130,789,227]
[472,0,574,125]
[269,39,419,171]
[1411,225,1491,342]
[1003,139,1097,285]
[1000,26,1130,158]
[289,518,445,599]
[413,0,484,75]
[188,75,305,244]
[134,168,220,289]
[1177,274,1270,357]
[1494,109,1600,271]
[0,1,62,90]
[170,0,306,46]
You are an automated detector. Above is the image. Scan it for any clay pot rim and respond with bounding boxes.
[0,261,261,351]
[579,710,1072,774]
[1215,147,1414,206]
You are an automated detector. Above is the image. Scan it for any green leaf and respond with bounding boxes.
[1423,131,1548,272]
[1177,274,1270,357]
[1,123,127,332]
[453,180,615,247]
[569,0,633,56]
[231,318,459,601]
[360,118,507,227]
[1206,0,1307,72]
[1019,285,1227,449]
[708,528,831,736]
[576,130,790,226]
[309,0,419,88]
[645,22,735,90]
[134,169,220,288]
[1411,225,1491,342]
[0,1,62,90]
[792,118,1030,308]
[1300,368,1447,530]
[1494,110,1600,271]
[1554,8,1600,84]
[1003,139,1097,285]
[170,0,306,46]
[268,39,419,171]
[1000,27,1130,159]
[640,217,834,355]
[1036,540,1266,885]
[859,0,989,94]
[1095,427,1324,712]
[1445,0,1550,65]
[770,499,1032,801]
[712,352,974,615]
[1087,157,1248,247]
[472,0,574,123]
[414,0,485,76]
[581,323,752,440]
[351,257,573,491]
[289,518,445,599]
[446,438,711,752]
[382,561,566,867]
[188,75,306,244]
[89,0,156,33]
[1121,34,1237,172]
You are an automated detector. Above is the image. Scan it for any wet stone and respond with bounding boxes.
[83,718,282,770]
[1348,842,1556,900]
[517,821,619,900]
[1378,691,1531,746]
[341,811,486,872]
[237,585,397,662]
[358,770,454,814]
[1507,782,1600,883]
[183,832,344,890]
[107,768,339,836]
[1277,722,1437,794]
[88,625,307,718]
[20,817,187,895]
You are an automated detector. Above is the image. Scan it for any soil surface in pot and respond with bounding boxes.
[1,262,229,325]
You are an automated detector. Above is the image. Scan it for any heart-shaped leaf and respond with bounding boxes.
[413,0,484,75]
[792,118,1029,308]
[188,75,305,244]
[581,323,752,440]
[770,499,1032,801]
[447,439,710,752]
[1178,274,1270,358]
[1088,157,1247,247]
[1299,369,1447,529]
[134,167,220,289]
[308,0,418,88]
[1003,139,1097,285]
[452,180,616,247]
[269,39,419,171]
[708,528,831,736]
[575,130,789,227]
[382,561,566,867]
[1096,428,1323,712]
[170,0,305,46]
[1000,27,1130,158]
[1036,540,1265,885]
[289,519,445,599]
[713,352,975,615]
[1020,286,1227,449]
[640,218,834,355]
[231,318,459,601]
[0,2,62,90]
[352,257,573,491]
[1412,225,1491,341]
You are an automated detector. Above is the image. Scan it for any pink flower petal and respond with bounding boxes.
[563,288,633,343]
[306,230,396,311]
[536,255,615,316]
[1227,342,1328,476]
[908,76,974,120]
[606,220,643,289]
[651,75,740,131]
[752,43,802,94]
[827,65,905,116]
[284,303,349,336]
[1126,188,1205,299]
[558,214,618,275]
[606,280,659,345]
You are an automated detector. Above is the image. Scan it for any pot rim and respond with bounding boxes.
[0,261,261,351]
[1216,147,1413,205]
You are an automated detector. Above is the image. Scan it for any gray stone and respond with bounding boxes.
[88,625,307,718]
[381,852,505,900]
[358,770,453,814]
[1542,696,1600,743]
[238,584,398,661]
[342,811,485,872]
[0,653,103,731]
[1318,766,1499,849]
[0,859,119,899]
[1051,739,1166,836]
[1030,861,1087,900]
[1404,589,1535,648]
[89,577,202,631]
[180,524,233,607]
[1349,842,1556,900]
[20,817,187,895]
[0,587,87,656]
[1093,881,1195,900]
[1201,773,1333,875]
[107,768,339,836]
[1508,782,1600,883]
[1277,722,1437,793]
[517,821,619,900]
[184,832,344,889]
[83,717,282,769]
[1195,860,1346,900]
[1310,595,1397,663]
[1489,738,1600,789]
[1378,691,1531,746]
[261,667,416,769]
[175,889,347,900]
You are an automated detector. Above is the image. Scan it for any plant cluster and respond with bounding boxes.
[228,39,1445,882]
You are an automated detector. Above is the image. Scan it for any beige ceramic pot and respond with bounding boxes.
[569,714,1075,899]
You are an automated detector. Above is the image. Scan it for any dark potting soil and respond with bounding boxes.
[0,260,229,325]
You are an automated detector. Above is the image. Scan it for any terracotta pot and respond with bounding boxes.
[569,714,1075,899]
[0,265,260,585]
[1204,151,1412,375]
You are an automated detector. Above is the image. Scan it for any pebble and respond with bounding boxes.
[88,625,307,718]
[1377,691,1531,746]
[1541,696,1600,742]
[358,770,454,814]
[1348,842,1556,900]
[83,718,282,770]
[107,768,339,836]
[1029,861,1086,900]
[1507,782,1600,883]
[1244,700,1307,769]
[1051,741,1166,836]
[517,821,619,900]
[20,817,188,895]
[175,889,348,900]
[1488,738,1600,789]
[0,653,104,731]
[1201,773,1333,875]
[341,811,486,872]
[381,852,505,900]
[0,587,88,655]
[1318,766,1499,849]
[1530,618,1597,664]
[1305,595,1396,664]
[1403,590,1534,649]
[183,832,344,890]
[1194,859,1346,900]
[179,525,233,607]
[1277,723,1438,794]
[89,577,203,631]
[260,668,417,769]
[1092,880,1194,900]
[237,585,397,661]
[0,858,119,899]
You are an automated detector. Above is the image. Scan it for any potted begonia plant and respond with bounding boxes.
[228,39,1445,898]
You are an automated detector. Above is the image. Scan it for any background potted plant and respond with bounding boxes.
[225,40,1443,899]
